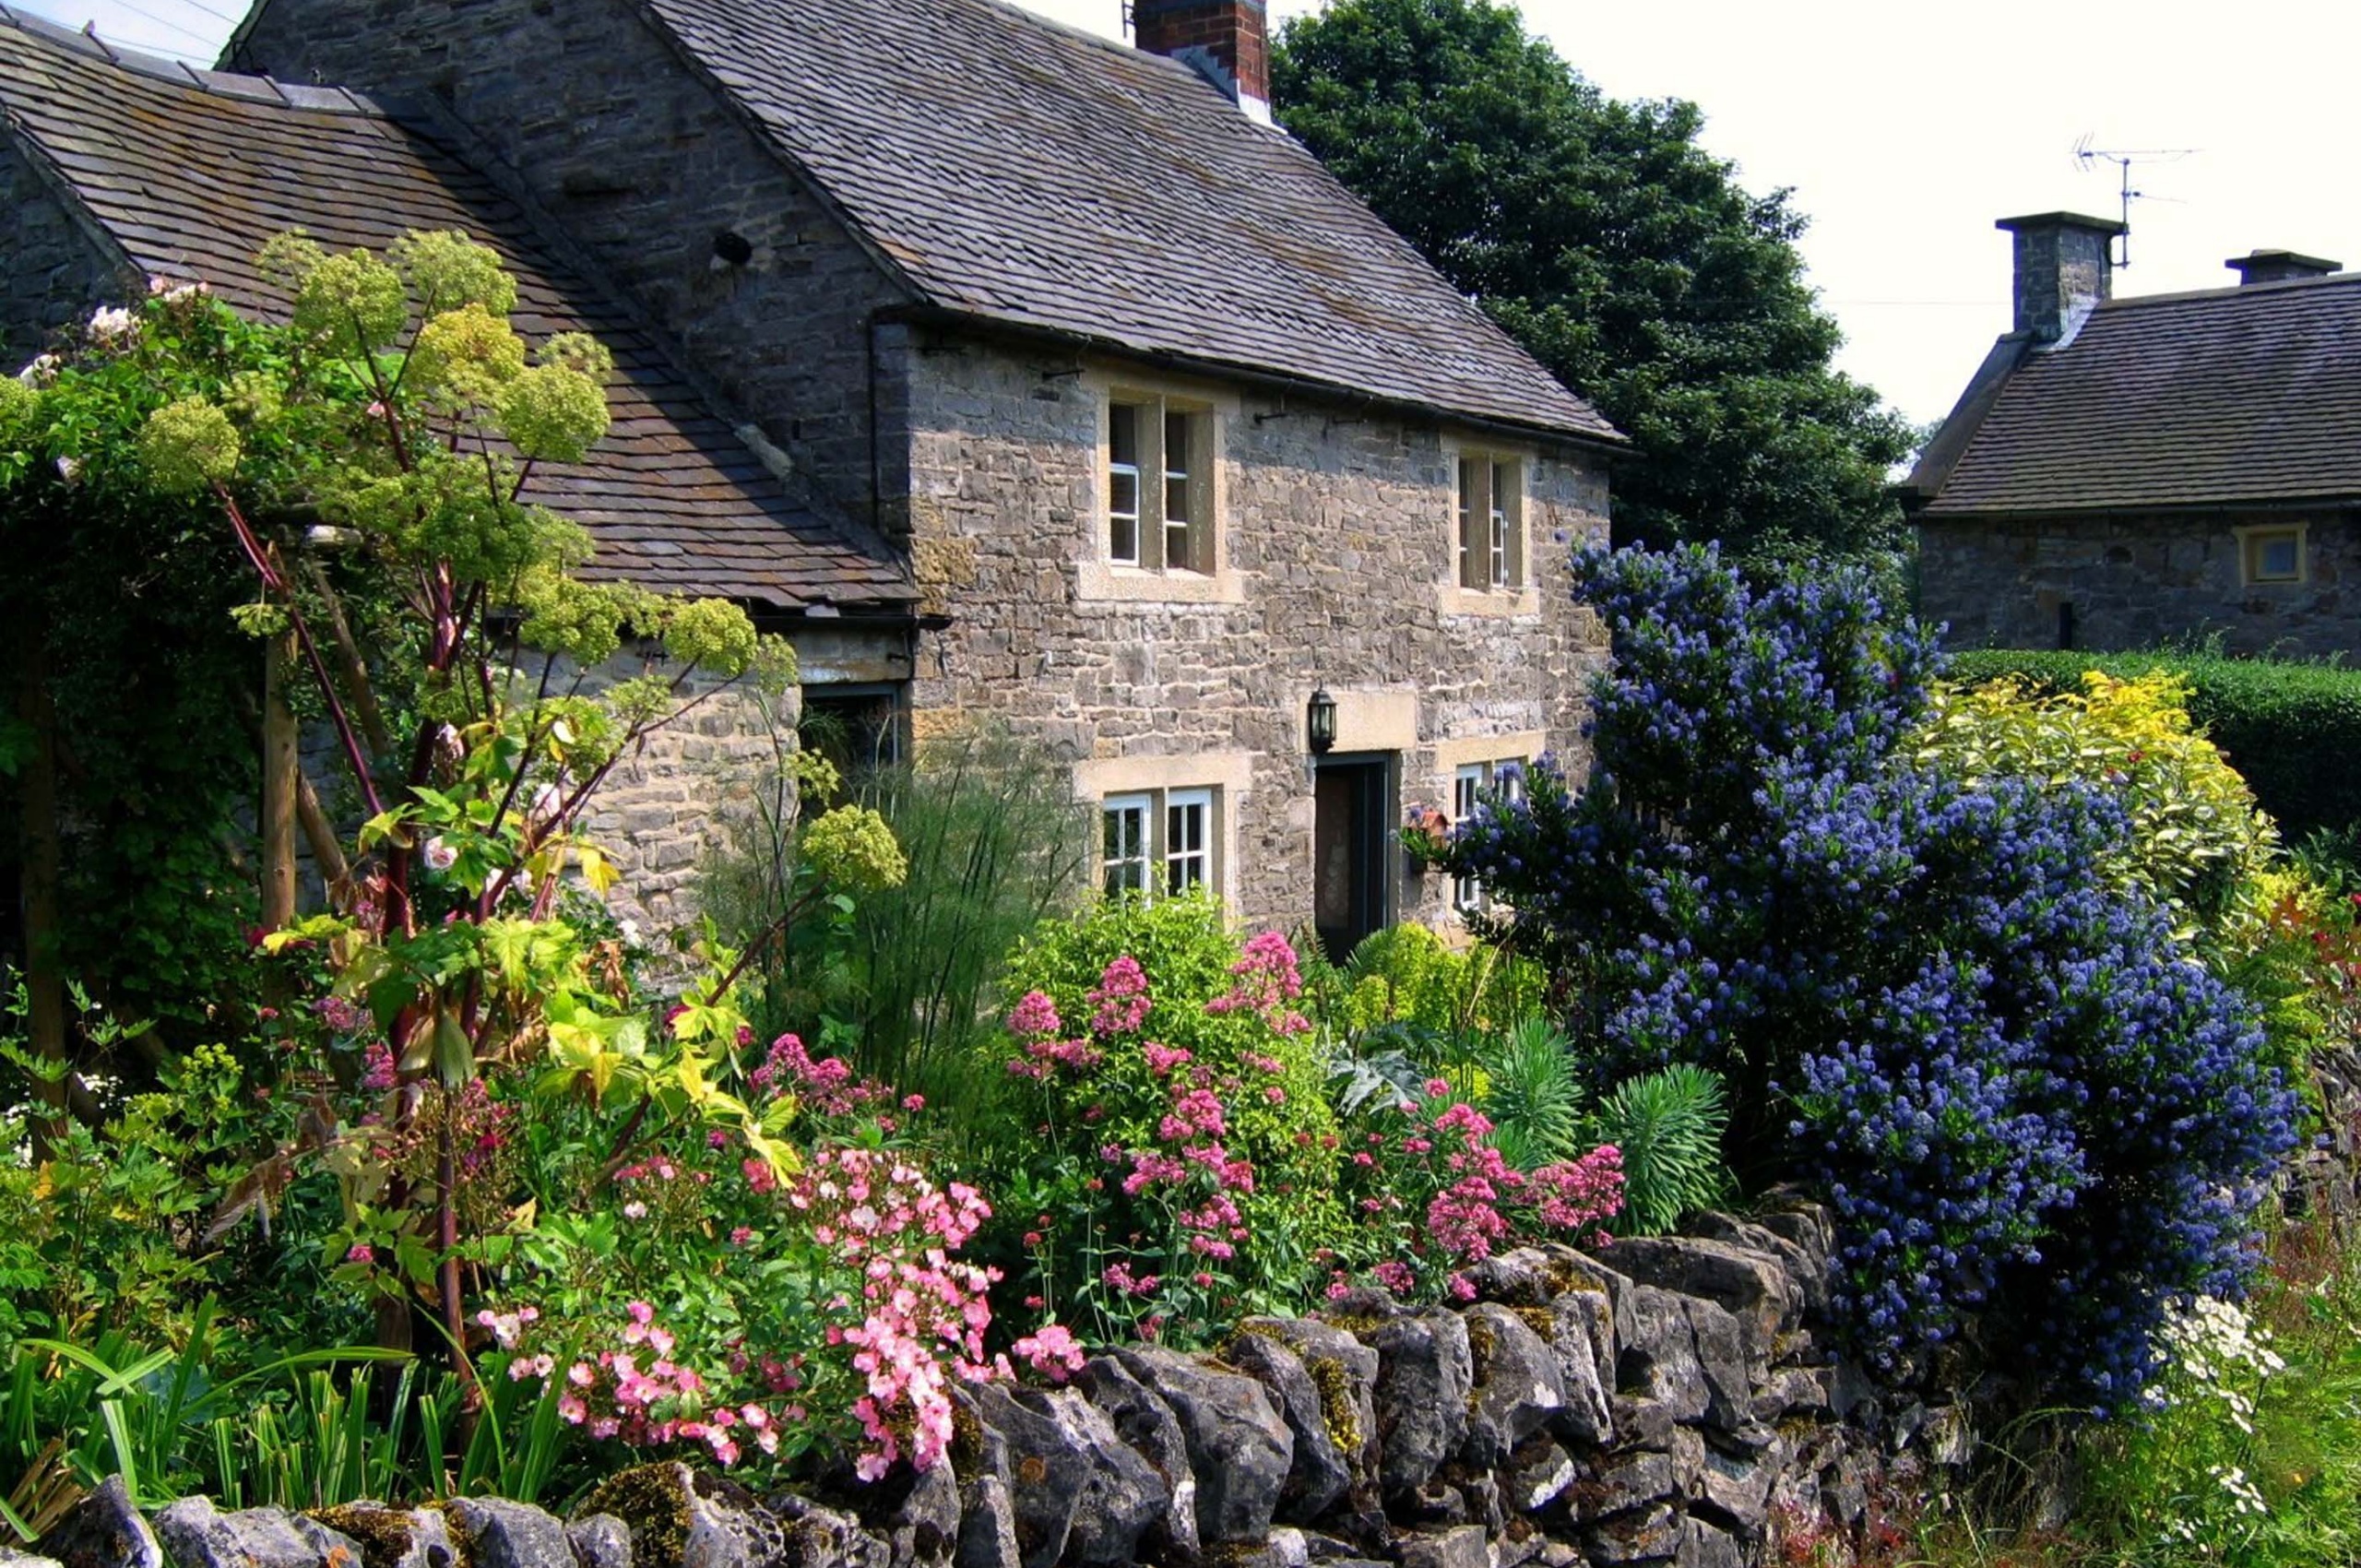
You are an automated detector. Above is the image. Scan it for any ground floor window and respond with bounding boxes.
[1101,786,1218,898]
[1452,758,1525,912]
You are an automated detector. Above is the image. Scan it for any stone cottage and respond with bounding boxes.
[1902,209,2361,658]
[0,0,1621,955]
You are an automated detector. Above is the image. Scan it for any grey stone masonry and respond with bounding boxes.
[897,327,1610,934]
[233,0,917,540]
[0,137,123,370]
[1919,511,2361,659]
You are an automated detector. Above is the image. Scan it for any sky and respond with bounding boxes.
[23,0,2361,429]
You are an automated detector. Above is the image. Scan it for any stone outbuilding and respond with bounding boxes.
[1902,209,2361,659]
[0,0,1621,953]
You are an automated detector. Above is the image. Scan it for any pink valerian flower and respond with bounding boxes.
[1101,1262,1162,1297]
[1087,956,1153,1037]
[1204,932,1310,1034]
[1158,1087,1227,1144]
[1006,990,1063,1039]
[359,1039,399,1091]
[753,1034,887,1116]
[1012,1323,1088,1384]
[1371,1259,1418,1296]
[1141,1042,1193,1076]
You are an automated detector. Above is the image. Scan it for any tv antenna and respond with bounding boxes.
[2072,137,2197,269]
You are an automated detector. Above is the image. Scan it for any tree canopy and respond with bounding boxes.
[1271,0,1914,562]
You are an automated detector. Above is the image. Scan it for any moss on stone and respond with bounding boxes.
[306,1506,417,1568]
[1513,1306,1559,1343]
[1306,1355,1360,1456]
[575,1463,692,1568]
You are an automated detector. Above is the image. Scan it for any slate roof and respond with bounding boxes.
[637,0,1618,446]
[1913,272,2361,518]
[0,6,914,612]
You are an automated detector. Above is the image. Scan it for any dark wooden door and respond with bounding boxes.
[1314,753,1395,962]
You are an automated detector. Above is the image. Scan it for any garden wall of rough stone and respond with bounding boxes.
[24,1200,1978,1568]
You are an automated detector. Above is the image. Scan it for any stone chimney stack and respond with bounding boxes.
[1133,0,1269,122]
[2225,249,2343,286]
[1996,211,2125,343]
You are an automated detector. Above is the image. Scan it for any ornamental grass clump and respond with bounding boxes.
[1448,543,2300,1408]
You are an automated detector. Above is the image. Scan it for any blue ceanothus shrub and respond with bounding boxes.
[1453,544,2298,1407]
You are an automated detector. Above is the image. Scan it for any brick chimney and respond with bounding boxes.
[1133,0,1269,122]
[2225,249,2343,286]
[1996,211,2125,343]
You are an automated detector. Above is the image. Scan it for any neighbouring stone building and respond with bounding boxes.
[0,0,1620,953]
[1902,209,2361,659]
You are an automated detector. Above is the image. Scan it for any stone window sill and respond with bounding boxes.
[1438,583,1542,618]
[1077,561,1247,605]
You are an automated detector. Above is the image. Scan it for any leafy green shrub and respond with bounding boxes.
[989,897,1347,1342]
[1327,921,1544,1036]
[1474,1017,1585,1171]
[1584,1064,1729,1236]
[1915,670,2284,958]
[1948,648,2361,845]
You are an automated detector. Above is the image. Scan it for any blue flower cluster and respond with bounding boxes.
[1453,544,2298,1407]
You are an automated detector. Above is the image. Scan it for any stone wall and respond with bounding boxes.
[1919,511,2361,657]
[233,0,915,539]
[899,330,1614,934]
[0,137,123,370]
[27,1201,1958,1568]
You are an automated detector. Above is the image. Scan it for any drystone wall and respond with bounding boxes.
[23,1201,1973,1568]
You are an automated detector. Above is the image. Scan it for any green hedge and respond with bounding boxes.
[1946,649,2361,843]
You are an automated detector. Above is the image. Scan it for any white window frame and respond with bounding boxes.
[1098,786,1221,902]
[1108,402,1145,566]
[1451,758,1527,914]
[2236,522,2308,586]
[1103,392,1213,575]
[1102,792,1152,897]
[1164,787,1213,897]
[1453,452,1525,591]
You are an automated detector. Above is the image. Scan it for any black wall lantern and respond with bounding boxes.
[1306,686,1337,756]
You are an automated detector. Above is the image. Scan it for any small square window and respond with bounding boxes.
[1100,786,1220,901]
[1105,395,1212,575]
[2238,525,2307,586]
[1455,453,1525,590]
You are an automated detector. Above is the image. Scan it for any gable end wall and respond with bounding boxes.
[232,0,914,537]
[0,138,125,369]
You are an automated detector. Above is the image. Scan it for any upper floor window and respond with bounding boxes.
[1108,395,1212,572]
[2238,523,2307,586]
[1455,454,1525,590]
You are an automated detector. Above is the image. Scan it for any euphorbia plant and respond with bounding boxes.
[8,235,904,1400]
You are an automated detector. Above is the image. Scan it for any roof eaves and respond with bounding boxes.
[1918,493,2361,524]
[1898,332,2030,511]
[877,300,1628,455]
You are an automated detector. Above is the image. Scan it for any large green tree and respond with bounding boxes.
[1272,0,1912,560]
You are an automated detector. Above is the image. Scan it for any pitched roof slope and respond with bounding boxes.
[0,6,913,612]
[641,0,1617,445]
[1919,273,2361,517]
